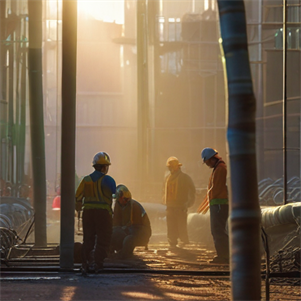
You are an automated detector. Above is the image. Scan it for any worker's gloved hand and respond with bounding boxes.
[75,201,82,212]
[197,198,209,214]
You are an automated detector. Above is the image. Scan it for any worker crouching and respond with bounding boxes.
[110,184,152,259]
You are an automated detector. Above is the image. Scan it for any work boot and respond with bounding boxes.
[209,256,229,264]
[94,262,103,274]
[169,243,178,251]
[80,264,88,276]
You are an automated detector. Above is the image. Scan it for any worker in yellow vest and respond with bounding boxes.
[75,152,116,275]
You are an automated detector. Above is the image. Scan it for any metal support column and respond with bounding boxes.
[137,0,149,200]
[28,0,47,247]
[60,0,77,270]
[282,0,288,205]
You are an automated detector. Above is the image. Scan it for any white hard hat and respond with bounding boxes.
[92,152,111,166]
[201,148,218,162]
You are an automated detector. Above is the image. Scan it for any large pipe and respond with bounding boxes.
[261,203,301,229]
[0,197,34,258]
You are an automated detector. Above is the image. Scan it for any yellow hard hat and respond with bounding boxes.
[166,156,182,167]
[92,152,111,166]
[115,184,132,200]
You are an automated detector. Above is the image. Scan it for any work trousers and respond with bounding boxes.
[210,204,229,259]
[111,225,151,258]
[166,207,189,247]
[82,208,112,267]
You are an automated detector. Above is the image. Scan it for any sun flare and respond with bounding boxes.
[77,0,124,24]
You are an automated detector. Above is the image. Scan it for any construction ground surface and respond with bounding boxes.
[1,239,300,301]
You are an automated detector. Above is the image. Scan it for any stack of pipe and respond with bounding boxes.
[0,197,34,259]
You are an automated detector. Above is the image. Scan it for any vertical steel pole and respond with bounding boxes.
[8,23,14,189]
[217,1,262,299]
[28,0,47,246]
[257,0,265,181]
[60,0,77,270]
[19,45,27,185]
[137,0,149,200]
[282,0,287,205]
[0,1,6,183]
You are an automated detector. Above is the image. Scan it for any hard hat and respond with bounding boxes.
[92,152,111,166]
[115,184,132,200]
[166,156,182,167]
[52,196,61,210]
[201,148,218,162]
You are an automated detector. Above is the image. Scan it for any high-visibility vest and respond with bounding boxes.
[82,175,111,206]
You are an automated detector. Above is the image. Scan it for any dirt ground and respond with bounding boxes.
[1,272,300,301]
[1,242,300,301]
[1,216,300,301]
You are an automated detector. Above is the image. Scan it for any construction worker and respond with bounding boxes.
[163,156,196,250]
[111,184,151,259]
[75,152,116,275]
[198,147,229,264]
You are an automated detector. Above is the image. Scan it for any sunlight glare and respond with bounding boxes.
[61,286,76,301]
[122,291,163,299]
[77,0,124,24]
